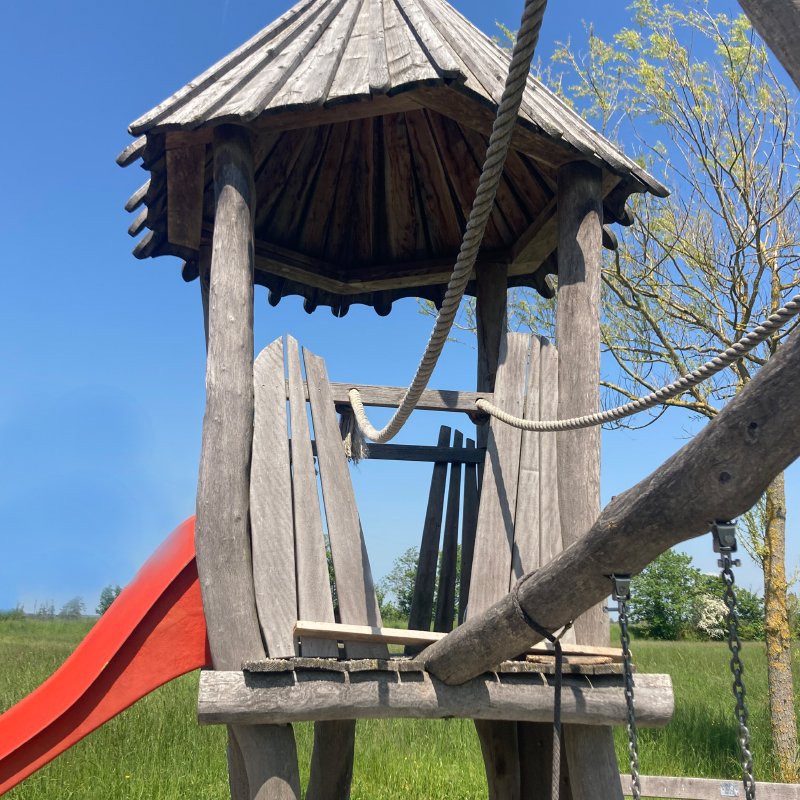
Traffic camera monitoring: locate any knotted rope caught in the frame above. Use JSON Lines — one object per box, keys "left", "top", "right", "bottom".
{"left": 473, "top": 292, "right": 800, "bottom": 431}
{"left": 348, "top": 0, "right": 549, "bottom": 444}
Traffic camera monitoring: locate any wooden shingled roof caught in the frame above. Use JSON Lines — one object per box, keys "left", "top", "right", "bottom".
{"left": 118, "top": 0, "right": 667, "bottom": 316}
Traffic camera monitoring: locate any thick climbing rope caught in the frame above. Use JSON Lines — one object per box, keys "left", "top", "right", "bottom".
{"left": 474, "top": 293, "right": 800, "bottom": 432}
{"left": 348, "top": 0, "right": 549, "bottom": 444}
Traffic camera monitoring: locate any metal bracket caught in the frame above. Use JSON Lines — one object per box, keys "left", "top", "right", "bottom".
{"left": 711, "top": 521, "right": 741, "bottom": 569}
{"left": 610, "top": 574, "right": 631, "bottom": 602}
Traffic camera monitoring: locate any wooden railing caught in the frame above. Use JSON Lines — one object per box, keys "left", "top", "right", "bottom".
{"left": 621, "top": 775, "right": 800, "bottom": 799}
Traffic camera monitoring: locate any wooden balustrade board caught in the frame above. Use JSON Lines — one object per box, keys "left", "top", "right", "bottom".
{"left": 621, "top": 775, "right": 800, "bottom": 800}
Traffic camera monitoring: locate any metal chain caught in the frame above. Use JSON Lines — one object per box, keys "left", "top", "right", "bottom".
{"left": 613, "top": 576, "right": 642, "bottom": 800}
{"left": 713, "top": 521, "right": 756, "bottom": 800}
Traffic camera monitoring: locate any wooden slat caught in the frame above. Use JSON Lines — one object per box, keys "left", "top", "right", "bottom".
{"left": 324, "top": 116, "right": 362, "bottom": 262}
{"left": 327, "top": 0, "right": 370, "bottom": 101}
{"left": 510, "top": 196, "right": 558, "bottom": 268}
{"left": 368, "top": 0, "right": 390, "bottom": 92}
{"left": 468, "top": 332, "right": 529, "bottom": 616}
{"left": 459, "top": 438, "right": 479, "bottom": 625}
{"left": 251, "top": 338, "right": 297, "bottom": 658}
{"left": 624, "top": 775, "right": 800, "bottom": 800}
{"left": 303, "top": 347, "right": 389, "bottom": 659}
{"left": 296, "top": 121, "right": 350, "bottom": 257}
{"left": 198, "top": 671, "right": 674, "bottom": 727}
{"left": 294, "top": 620, "right": 624, "bottom": 659}
{"left": 383, "top": 112, "right": 424, "bottom": 261}
{"left": 349, "top": 116, "right": 375, "bottom": 263}
{"left": 510, "top": 333, "right": 542, "bottom": 586}
{"left": 475, "top": 720, "right": 520, "bottom": 800}
{"left": 286, "top": 337, "right": 338, "bottom": 658}
{"left": 267, "top": 0, "right": 363, "bottom": 111}
{"left": 393, "top": 0, "right": 462, "bottom": 79}
{"left": 434, "top": 430, "right": 463, "bottom": 633}
{"left": 408, "top": 426, "right": 451, "bottom": 638}
{"left": 565, "top": 726, "right": 624, "bottom": 800}
{"left": 306, "top": 720, "right": 357, "bottom": 800}
{"left": 382, "top": 0, "right": 440, "bottom": 88}
{"left": 290, "top": 439, "right": 485, "bottom": 463}
{"left": 538, "top": 337, "right": 563, "bottom": 570}
{"left": 404, "top": 108, "right": 463, "bottom": 254}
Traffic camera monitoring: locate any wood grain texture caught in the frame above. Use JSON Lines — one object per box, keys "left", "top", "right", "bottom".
{"left": 195, "top": 125, "right": 264, "bottom": 671}
{"left": 286, "top": 337, "right": 338, "bottom": 659}
{"left": 408, "top": 426, "right": 451, "bottom": 637}
{"left": 199, "top": 245, "right": 211, "bottom": 352}
{"left": 556, "top": 161, "right": 606, "bottom": 648}
{"left": 518, "top": 722, "right": 572, "bottom": 800}
{"left": 468, "top": 332, "right": 529, "bottom": 616}
{"left": 382, "top": 0, "right": 440, "bottom": 88}
{"left": 199, "top": 671, "right": 674, "bottom": 726}
{"left": 736, "top": 0, "right": 800, "bottom": 93}
{"left": 421, "top": 322, "right": 800, "bottom": 685}
{"left": 303, "top": 347, "right": 389, "bottom": 659}
{"left": 564, "top": 726, "right": 623, "bottom": 800}
{"left": 368, "top": 0, "right": 390, "bottom": 92}
{"left": 327, "top": 0, "right": 370, "bottom": 101}
{"left": 434, "top": 429, "right": 463, "bottom": 633}
{"left": 474, "top": 720, "right": 520, "bottom": 800}
{"left": 625, "top": 775, "right": 800, "bottom": 800}
{"left": 227, "top": 726, "right": 250, "bottom": 800}
{"left": 232, "top": 724, "right": 301, "bottom": 800}
{"left": 306, "top": 720, "right": 357, "bottom": 800}
{"left": 167, "top": 145, "right": 205, "bottom": 250}
{"left": 459, "top": 439, "right": 479, "bottom": 625}
{"left": 251, "top": 338, "right": 297, "bottom": 658}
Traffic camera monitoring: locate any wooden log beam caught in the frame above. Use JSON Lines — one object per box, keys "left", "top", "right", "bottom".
{"left": 736, "top": 0, "right": 800, "bottom": 92}
{"left": 195, "top": 123, "right": 300, "bottom": 800}
{"left": 420, "top": 320, "right": 800, "bottom": 684}
{"left": 197, "top": 670, "right": 674, "bottom": 727}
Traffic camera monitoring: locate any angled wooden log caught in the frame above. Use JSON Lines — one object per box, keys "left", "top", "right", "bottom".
{"left": 421, "top": 321, "right": 800, "bottom": 685}
{"left": 736, "top": 0, "right": 800, "bottom": 92}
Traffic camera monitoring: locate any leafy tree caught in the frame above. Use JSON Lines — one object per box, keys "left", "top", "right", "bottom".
{"left": 96, "top": 584, "right": 122, "bottom": 616}
{"left": 699, "top": 573, "right": 765, "bottom": 640}
{"left": 630, "top": 549, "right": 702, "bottom": 638}
{"left": 34, "top": 601, "right": 55, "bottom": 621}
{"left": 58, "top": 597, "right": 85, "bottom": 620}
{"left": 379, "top": 547, "right": 419, "bottom": 618}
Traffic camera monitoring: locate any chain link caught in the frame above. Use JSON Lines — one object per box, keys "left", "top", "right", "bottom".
{"left": 617, "top": 591, "right": 642, "bottom": 800}
{"left": 722, "top": 561, "right": 756, "bottom": 799}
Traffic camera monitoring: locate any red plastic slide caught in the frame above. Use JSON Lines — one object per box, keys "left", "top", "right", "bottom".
{"left": 0, "top": 517, "right": 210, "bottom": 794}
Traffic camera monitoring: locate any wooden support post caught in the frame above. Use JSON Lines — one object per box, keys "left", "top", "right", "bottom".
{"left": 518, "top": 722, "right": 572, "bottom": 800}
{"left": 407, "top": 425, "right": 451, "bottom": 639}
{"left": 555, "top": 161, "right": 621, "bottom": 800}
{"left": 195, "top": 124, "right": 300, "bottom": 800}
{"left": 305, "top": 720, "right": 357, "bottom": 800}
{"left": 458, "top": 438, "right": 479, "bottom": 625}
{"left": 475, "top": 265, "right": 517, "bottom": 798}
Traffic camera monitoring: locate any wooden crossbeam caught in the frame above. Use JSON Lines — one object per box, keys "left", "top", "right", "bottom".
{"left": 292, "top": 621, "right": 624, "bottom": 661}
{"left": 621, "top": 775, "right": 800, "bottom": 800}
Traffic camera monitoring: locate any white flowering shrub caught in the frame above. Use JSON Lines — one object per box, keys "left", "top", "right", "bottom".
{"left": 694, "top": 594, "right": 728, "bottom": 640}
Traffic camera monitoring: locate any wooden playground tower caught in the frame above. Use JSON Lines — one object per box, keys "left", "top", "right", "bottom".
{"left": 116, "top": 0, "right": 671, "bottom": 797}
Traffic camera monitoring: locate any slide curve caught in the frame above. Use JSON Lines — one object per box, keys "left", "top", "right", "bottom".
{"left": 0, "top": 517, "right": 210, "bottom": 794}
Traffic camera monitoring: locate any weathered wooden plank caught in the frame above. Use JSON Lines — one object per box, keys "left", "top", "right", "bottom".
{"left": 408, "top": 426, "right": 451, "bottom": 637}
{"left": 351, "top": 442, "right": 484, "bottom": 463}
{"left": 475, "top": 719, "right": 520, "bottom": 800}
{"left": 393, "top": 0, "right": 462, "bottom": 79}
{"left": 564, "top": 726, "right": 623, "bottom": 800}
{"left": 324, "top": 115, "right": 362, "bottom": 262}
{"left": 537, "top": 338, "right": 564, "bottom": 571}
{"left": 368, "top": 0, "right": 390, "bottom": 92}
{"left": 510, "top": 196, "right": 558, "bottom": 267}
{"left": 434, "top": 430, "right": 463, "bottom": 633}
{"left": 468, "top": 332, "right": 529, "bottom": 616}
{"left": 232, "top": 724, "right": 301, "bottom": 800}
{"left": 383, "top": 112, "right": 425, "bottom": 261}
{"left": 198, "top": 671, "right": 675, "bottom": 727}
{"left": 382, "top": 0, "right": 440, "bottom": 88}
{"left": 519, "top": 722, "right": 572, "bottom": 800}
{"left": 303, "top": 347, "right": 389, "bottom": 659}
{"left": 293, "top": 620, "right": 624, "bottom": 659}
{"left": 267, "top": 0, "right": 363, "bottom": 111}
{"left": 306, "top": 720, "right": 357, "bottom": 800}
{"left": 167, "top": 145, "right": 206, "bottom": 250}
{"left": 459, "top": 438, "right": 479, "bottom": 624}
{"left": 510, "top": 334, "right": 542, "bottom": 585}
{"left": 251, "top": 338, "right": 297, "bottom": 658}
{"left": 404, "top": 108, "right": 463, "bottom": 254}
{"left": 286, "top": 337, "right": 338, "bottom": 659}
{"left": 326, "top": 0, "right": 370, "bottom": 101}
{"left": 349, "top": 116, "right": 375, "bottom": 263}
{"left": 624, "top": 775, "right": 800, "bottom": 800}
{"left": 556, "top": 161, "right": 606, "bottom": 648}
{"left": 421, "top": 321, "right": 800, "bottom": 685}
{"left": 296, "top": 121, "right": 350, "bottom": 257}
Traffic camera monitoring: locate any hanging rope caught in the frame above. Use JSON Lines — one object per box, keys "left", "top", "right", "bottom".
{"left": 348, "top": 0, "right": 549, "bottom": 444}
{"left": 474, "top": 292, "right": 800, "bottom": 432}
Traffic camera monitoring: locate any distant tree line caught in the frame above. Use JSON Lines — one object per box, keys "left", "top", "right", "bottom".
{"left": 0, "top": 583, "right": 123, "bottom": 622}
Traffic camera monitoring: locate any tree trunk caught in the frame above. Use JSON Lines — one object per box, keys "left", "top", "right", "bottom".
{"left": 763, "top": 471, "right": 799, "bottom": 782}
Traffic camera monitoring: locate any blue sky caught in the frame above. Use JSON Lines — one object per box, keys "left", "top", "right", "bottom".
{"left": 0, "top": 0, "right": 794, "bottom": 614}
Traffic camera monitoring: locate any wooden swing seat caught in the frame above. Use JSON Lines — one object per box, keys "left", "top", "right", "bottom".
{"left": 196, "top": 333, "right": 674, "bottom": 730}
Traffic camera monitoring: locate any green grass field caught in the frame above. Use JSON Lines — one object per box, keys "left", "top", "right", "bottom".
{"left": 2, "top": 618, "right": 799, "bottom": 798}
